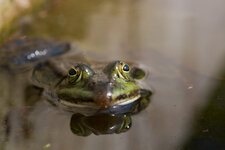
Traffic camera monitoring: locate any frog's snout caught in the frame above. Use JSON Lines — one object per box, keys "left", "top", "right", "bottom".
{"left": 90, "top": 82, "right": 114, "bottom": 108}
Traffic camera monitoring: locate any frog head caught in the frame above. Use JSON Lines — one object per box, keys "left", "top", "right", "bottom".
{"left": 32, "top": 60, "right": 147, "bottom": 109}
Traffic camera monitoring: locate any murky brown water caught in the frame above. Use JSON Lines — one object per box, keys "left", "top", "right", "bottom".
{"left": 0, "top": 0, "right": 225, "bottom": 150}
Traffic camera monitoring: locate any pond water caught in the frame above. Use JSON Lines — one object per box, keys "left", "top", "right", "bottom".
{"left": 0, "top": 0, "right": 225, "bottom": 150}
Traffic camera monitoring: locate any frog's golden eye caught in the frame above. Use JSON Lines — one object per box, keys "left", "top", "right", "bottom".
{"left": 119, "top": 62, "right": 130, "bottom": 73}
{"left": 68, "top": 65, "right": 82, "bottom": 84}
{"left": 118, "top": 62, "right": 130, "bottom": 79}
{"left": 122, "top": 64, "right": 130, "bottom": 72}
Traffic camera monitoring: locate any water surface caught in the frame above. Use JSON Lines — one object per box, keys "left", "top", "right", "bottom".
{"left": 0, "top": 0, "right": 225, "bottom": 150}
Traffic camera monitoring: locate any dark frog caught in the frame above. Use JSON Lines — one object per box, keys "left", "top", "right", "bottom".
{"left": 0, "top": 38, "right": 152, "bottom": 136}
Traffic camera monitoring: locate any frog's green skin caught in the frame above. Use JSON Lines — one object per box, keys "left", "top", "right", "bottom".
{"left": 32, "top": 59, "right": 151, "bottom": 115}
{"left": 1, "top": 38, "right": 151, "bottom": 136}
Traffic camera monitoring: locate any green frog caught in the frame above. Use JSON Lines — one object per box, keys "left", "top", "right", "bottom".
{"left": 0, "top": 38, "right": 152, "bottom": 136}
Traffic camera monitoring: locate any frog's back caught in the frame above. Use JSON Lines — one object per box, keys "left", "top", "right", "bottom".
{"left": 0, "top": 38, "right": 70, "bottom": 71}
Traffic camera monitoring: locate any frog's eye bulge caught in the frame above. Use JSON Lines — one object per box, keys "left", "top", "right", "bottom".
{"left": 68, "top": 65, "right": 82, "bottom": 84}
{"left": 80, "top": 64, "right": 94, "bottom": 79}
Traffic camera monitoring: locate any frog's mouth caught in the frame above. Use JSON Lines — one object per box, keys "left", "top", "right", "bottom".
{"left": 114, "top": 94, "right": 141, "bottom": 106}
{"left": 58, "top": 90, "right": 141, "bottom": 108}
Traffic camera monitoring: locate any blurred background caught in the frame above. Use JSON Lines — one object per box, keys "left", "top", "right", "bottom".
{"left": 0, "top": 0, "right": 225, "bottom": 150}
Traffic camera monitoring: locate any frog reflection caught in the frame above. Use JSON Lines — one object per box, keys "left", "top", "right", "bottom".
{"left": 70, "top": 113, "right": 131, "bottom": 136}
